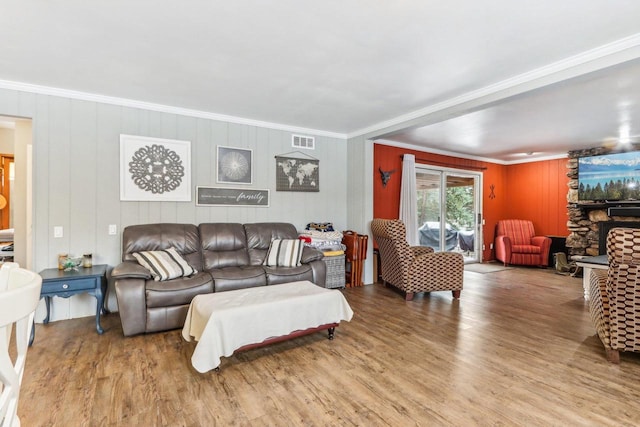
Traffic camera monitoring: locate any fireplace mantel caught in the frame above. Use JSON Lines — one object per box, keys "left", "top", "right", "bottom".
{"left": 573, "top": 202, "right": 640, "bottom": 213}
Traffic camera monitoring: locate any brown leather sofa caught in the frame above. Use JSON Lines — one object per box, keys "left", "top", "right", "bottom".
{"left": 112, "top": 222, "right": 326, "bottom": 336}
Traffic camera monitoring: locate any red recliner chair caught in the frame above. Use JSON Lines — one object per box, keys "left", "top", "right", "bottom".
{"left": 495, "top": 219, "right": 551, "bottom": 267}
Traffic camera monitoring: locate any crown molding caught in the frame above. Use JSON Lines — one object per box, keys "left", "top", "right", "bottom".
{"left": 375, "top": 139, "right": 506, "bottom": 164}
{"left": 351, "top": 33, "right": 640, "bottom": 140}
{"left": 501, "top": 153, "right": 568, "bottom": 165}
{"left": 0, "top": 79, "right": 347, "bottom": 140}
{"left": 375, "top": 139, "right": 568, "bottom": 165}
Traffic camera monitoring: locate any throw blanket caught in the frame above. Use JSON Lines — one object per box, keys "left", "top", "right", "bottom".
{"left": 182, "top": 281, "right": 354, "bottom": 372}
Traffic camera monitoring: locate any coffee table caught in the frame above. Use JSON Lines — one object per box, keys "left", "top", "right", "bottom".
{"left": 182, "top": 280, "right": 354, "bottom": 372}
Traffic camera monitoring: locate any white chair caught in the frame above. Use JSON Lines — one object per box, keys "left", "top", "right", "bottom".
{"left": 0, "top": 262, "right": 19, "bottom": 292}
{"left": 0, "top": 263, "right": 42, "bottom": 427}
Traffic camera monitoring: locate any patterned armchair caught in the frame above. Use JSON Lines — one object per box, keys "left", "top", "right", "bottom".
{"left": 589, "top": 227, "right": 640, "bottom": 363}
{"left": 370, "top": 219, "right": 463, "bottom": 301}
{"left": 494, "top": 219, "right": 551, "bottom": 267}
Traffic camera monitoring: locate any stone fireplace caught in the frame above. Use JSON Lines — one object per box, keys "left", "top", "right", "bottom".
{"left": 566, "top": 146, "right": 640, "bottom": 258}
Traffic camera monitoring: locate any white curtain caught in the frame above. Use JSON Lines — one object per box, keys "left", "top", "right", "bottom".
{"left": 399, "top": 154, "right": 418, "bottom": 245}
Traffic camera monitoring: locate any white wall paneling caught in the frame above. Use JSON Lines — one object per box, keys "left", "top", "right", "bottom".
{"left": 346, "top": 135, "right": 374, "bottom": 285}
{"left": 14, "top": 121, "right": 31, "bottom": 268}
{"left": 0, "top": 88, "right": 352, "bottom": 322}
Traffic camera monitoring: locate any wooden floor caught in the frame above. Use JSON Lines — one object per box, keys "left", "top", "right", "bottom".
{"left": 19, "top": 267, "right": 640, "bottom": 426}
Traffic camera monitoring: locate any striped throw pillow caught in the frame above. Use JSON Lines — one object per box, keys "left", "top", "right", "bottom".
{"left": 132, "top": 247, "right": 197, "bottom": 281}
{"left": 263, "top": 239, "right": 303, "bottom": 267}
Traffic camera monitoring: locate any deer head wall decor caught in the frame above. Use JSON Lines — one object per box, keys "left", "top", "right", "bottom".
{"left": 379, "top": 167, "right": 396, "bottom": 188}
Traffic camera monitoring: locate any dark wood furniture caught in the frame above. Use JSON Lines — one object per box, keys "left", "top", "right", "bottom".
{"left": 342, "top": 230, "right": 368, "bottom": 287}
{"left": 546, "top": 235, "right": 567, "bottom": 266}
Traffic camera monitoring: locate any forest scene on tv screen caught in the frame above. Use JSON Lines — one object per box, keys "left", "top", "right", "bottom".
{"left": 578, "top": 151, "right": 640, "bottom": 201}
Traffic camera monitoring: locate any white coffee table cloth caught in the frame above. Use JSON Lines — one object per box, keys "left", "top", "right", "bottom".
{"left": 182, "top": 280, "right": 354, "bottom": 373}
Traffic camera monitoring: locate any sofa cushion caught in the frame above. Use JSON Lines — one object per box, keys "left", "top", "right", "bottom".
{"left": 263, "top": 265, "right": 313, "bottom": 285}
{"left": 199, "top": 223, "right": 250, "bottom": 270}
{"left": 210, "top": 266, "right": 267, "bottom": 292}
{"left": 122, "top": 223, "right": 203, "bottom": 271}
{"left": 244, "top": 223, "right": 299, "bottom": 265}
{"left": 263, "top": 239, "right": 303, "bottom": 267}
{"left": 133, "top": 247, "right": 197, "bottom": 281}
{"left": 512, "top": 244, "right": 541, "bottom": 254}
{"left": 145, "top": 272, "right": 213, "bottom": 308}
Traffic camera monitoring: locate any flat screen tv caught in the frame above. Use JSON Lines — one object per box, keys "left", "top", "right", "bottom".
{"left": 578, "top": 151, "right": 640, "bottom": 201}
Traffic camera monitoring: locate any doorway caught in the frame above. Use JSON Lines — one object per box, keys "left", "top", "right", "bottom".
{"left": 0, "top": 116, "right": 32, "bottom": 268}
{"left": 0, "top": 155, "right": 14, "bottom": 230}
{"left": 415, "top": 165, "right": 482, "bottom": 263}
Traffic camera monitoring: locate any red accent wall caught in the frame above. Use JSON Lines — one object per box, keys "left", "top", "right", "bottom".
{"left": 373, "top": 144, "right": 569, "bottom": 261}
{"left": 504, "top": 158, "right": 570, "bottom": 237}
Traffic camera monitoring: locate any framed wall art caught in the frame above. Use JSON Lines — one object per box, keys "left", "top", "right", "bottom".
{"left": 217, "top": 146, "right": 252, "bottom": 184}
{"left": 196, "top": 186, "right": 269, "bottom": 207}
{"left": 120, "top": 134, "right": 191, "bottom": 201}
{"left": 275, "top": 155, "right": 319, "bottom": 192}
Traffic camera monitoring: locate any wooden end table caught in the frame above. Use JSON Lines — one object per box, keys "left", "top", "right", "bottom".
{"left": 32, "top": 264, "right": 109, "bottom": 344}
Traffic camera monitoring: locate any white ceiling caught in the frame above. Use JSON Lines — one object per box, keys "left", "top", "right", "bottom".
{"left": 2, "top": 1, "right": 640, "bottom": 162}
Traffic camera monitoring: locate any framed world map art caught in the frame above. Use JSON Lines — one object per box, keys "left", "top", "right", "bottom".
{"left": 217, "top": 146, "right": 252, "bottom": 184}
{"left": 275, "top": 155, "right": 319, "bottom": 192}
{"left": 120, "top": 134, "right": 191, "bottom": 201}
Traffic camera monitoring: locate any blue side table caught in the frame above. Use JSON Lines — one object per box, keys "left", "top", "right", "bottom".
{"left": 32, "top": 264, "right": 109, "bottom": 344}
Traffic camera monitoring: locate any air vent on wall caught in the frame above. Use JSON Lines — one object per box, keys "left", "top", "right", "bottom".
{"left": 292, "top": 134, "right": 315, "bottom": 149}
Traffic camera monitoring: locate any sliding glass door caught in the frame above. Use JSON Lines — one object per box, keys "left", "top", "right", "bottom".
{"left": 416, "top": 166, "right": 482, "bottom": 263}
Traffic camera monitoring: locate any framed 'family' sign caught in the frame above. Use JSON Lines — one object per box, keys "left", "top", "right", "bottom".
{"left": 196, "top": 186, "right": 269, "bottom": 207}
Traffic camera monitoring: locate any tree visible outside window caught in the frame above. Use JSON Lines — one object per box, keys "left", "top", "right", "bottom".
{"left": 417, "top": 185, "right": 474, "bottom": 231}
{"left": 445, "top": 186, "right": 474, "bottom": 231}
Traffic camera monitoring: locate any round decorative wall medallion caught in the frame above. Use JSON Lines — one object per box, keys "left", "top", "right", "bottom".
{"left": 128, "top": 144, "right": 185, "bottom": 194}
{"left": 220, "top": 150, "right": 249, "bottom": 181}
